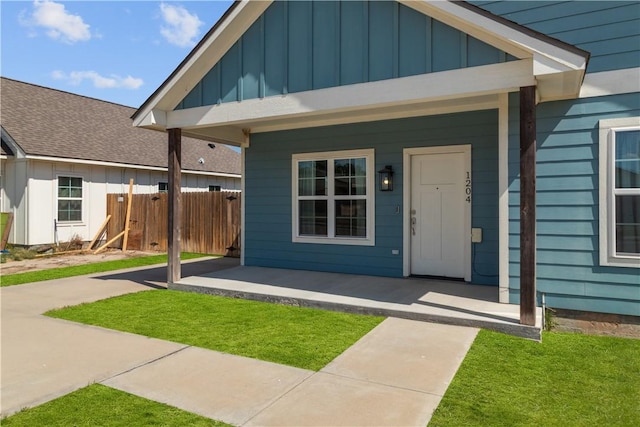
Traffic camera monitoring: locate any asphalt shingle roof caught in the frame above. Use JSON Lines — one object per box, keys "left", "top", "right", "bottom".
{"left": 1, "top": 77, "right": 240, "bottom": 175}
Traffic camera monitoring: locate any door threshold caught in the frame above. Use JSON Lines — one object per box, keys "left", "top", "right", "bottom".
{"left": 409, "top": 275, "right": 466, "bottom": 283}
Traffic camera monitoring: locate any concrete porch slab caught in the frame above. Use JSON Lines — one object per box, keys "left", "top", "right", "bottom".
{"left": 176, "top": 266, "right": 542, "bottom": 339}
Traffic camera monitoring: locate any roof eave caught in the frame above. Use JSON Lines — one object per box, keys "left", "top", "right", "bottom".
{"left": 132, "top": 1, "right": 272, "bottom": 126}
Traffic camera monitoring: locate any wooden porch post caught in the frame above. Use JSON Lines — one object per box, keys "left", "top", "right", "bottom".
{"left": 168, "top": 128, "right": 182, "bottom": 285}
{"left": 520, "top": 86, "right": 537, "bottom": 326}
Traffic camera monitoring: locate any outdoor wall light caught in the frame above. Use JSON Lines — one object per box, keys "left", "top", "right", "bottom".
{"left": 378, "top": 165, "right": 394, "bottom": 191}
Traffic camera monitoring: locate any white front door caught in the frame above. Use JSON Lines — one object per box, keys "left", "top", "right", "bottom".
{"left": 410, "top": 150, "right": 467, "bottom": 278}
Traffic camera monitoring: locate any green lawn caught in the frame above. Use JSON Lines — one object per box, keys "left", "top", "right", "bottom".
{"left": 1, "top": 384, "right": 229, "bottom": 427}
{"left": 429, "top": 329, "right": 640, "bottom": 426}
{"left": 0, "top": 252, "right": 211, "bottom": 287}
{"left": 47, "top": 289, "right": 384, "bottom": 371}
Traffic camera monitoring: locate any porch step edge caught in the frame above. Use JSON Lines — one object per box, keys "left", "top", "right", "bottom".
{"left": 169, "top": 282, "right": 542, "bottom": 341}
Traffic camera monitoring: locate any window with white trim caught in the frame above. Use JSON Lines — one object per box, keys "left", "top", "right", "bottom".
{"left": 158, "top": 182, "right": 168, "bottom": 193}
{"left": 57, "top": 176, "right": 83, "bottom": 222}
{"left": 292, "top": 149, "right": 375, "bottom": 246}
{"left": 599, "top": 117, "right": 640, "bottom": 267}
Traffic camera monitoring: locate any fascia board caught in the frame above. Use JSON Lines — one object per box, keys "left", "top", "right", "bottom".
{"left": 401, "top": 0, "right": 587, "bottom": 73}
{"left": 249, "top": 94, "right": 501, "bottom": 133}
{"left": 133, "top": 0, "right": 272, "bottom": 127}
{"left": 24, "top": 154, "right": 240, "bottom": 178}
{"left": 134, "top": 109, "right": 167, "bottom": 129}
{"left": 1, "top": 126, "right": 26, "bottom": 158}
{"left": 166, "top": 59, "right": 534, "bottom": 129}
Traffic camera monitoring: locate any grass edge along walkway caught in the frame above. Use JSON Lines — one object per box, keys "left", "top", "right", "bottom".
{"left": 47, "top": 289, "right": 384, "bottom": 371}
{"left": 1, "top": 384, "right": 231, "bottom": 427}
{"left": 0, "top": 253, "right": 212, "bottom": 287}
{"left": 428, "top": 329, "right": 640, "bottom": 426}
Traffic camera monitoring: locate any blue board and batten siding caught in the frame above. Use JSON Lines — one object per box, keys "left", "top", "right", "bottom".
{"left": 244, "top": 111, "right": 499, "bottom": 283}
{"left": 176, "top": 1, "right": 509, "bottom": 110}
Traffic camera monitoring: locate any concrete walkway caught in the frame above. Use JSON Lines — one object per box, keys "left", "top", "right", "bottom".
{"left": 1, "top": 257, "right": 478, "bottom": 425}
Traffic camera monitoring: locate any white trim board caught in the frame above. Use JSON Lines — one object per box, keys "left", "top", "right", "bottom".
{"left": 21, "top": 155, "right": 240, "bottom": 178}
{"left": 498, "top": 93, "right": 510, "bottom": 303}
{"left": 162, "top": 60, "right": 533, "bottom": 131}
{"left": 598, "top": 116, "right": 640, "bottom": 268}
{"left": 580, "top": 68, "right": 640, "bottom": 99}
{"left": 400, "top": 0, "right": 587, "bottom": 73}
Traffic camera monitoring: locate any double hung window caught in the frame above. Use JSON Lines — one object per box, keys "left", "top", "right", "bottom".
{"left": 599, "top": 118, "right": 640, "bottom": 266}
{"left": 293, "top": 149, "right": 374, "bottom": 245}
{"left": 57, "top": 176, "right": 83, "bottom": 222}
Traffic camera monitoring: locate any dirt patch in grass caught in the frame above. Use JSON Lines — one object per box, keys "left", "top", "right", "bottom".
{"left": 1, "top": 250, "right": 159, "bottom": 275}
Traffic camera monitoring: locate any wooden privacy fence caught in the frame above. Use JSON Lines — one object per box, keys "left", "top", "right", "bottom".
{"left": 106, "top": 191, "right": 241, "bottom": 256}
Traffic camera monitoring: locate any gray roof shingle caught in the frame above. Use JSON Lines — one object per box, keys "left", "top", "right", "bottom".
{"left": 1, "top": 77, "right": 240, "bottom": 175}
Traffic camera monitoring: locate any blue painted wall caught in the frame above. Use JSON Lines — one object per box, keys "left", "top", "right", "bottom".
{"left": 177, "top": 0, "right": 508, "bottom": 110}
{"left": 244, "top": 110, "right": 499, "bottom": 284}
{"left": 507, "top": 92, "right": 640, "bottom": 316}
{"left": 473, "top": 1, "right": 640, "bottom": 73}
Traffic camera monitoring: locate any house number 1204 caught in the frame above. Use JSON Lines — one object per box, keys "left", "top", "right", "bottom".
{"left": 465, "top": 171, "right": 472, "bottom": 203}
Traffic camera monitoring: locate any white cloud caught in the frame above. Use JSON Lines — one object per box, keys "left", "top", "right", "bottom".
{"left": 28, "top": 0, "right": 91, "bottom": 44}
{"left": 159, "top": 2, "right": 203, "bottom": 48}
{"left": 52, "top": 70, "right": 144, "bottom": 90}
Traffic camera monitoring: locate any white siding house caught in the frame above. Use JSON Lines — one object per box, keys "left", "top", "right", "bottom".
{"left": 1, "top": 77, "right": 241, "bottom": 246}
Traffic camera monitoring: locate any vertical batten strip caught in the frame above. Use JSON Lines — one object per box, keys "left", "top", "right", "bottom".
{"left": 392, "top": 2, "right": 399, "bottom": 78}
{"left": 237, "top": 37, "right": 243, "bottom": 102}
{"left": 259, "top": 15, "right": 265, "bottom": 99}
{"left": 363, "top": 0, "right": 369, "bottom": 82}
{"left": 425, "top": 17, "right": 432, "bottom": 73}
{"left": 283, "top": 1, "right": 289, "bottom": 94}
{"left": 336, "top": 1, "right": 341, "bottom": 87}
{"left": 461, "top": 34, "right": 468, "bottom": 68}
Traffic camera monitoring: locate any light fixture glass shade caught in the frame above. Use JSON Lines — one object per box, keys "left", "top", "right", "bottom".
{"left": 378, "top": 165, "right": 393, "bottom": 191}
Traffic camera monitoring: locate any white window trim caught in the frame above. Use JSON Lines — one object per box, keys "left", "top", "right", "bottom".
{"left": 598, "top": 117, "right": 640, "bottom": 268}
{"left": 158, "top": 181, "right": 169, "bottom": 193}
{"left": 55, "top": 174, "right": 84, "bottom": 225}
{"left": 292, "top": 149, "right": 375, "bottom": 246}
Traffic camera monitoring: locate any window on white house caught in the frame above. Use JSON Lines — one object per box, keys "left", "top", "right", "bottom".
{"left": 599, "top": 118, "right": 640, "bottom": 267}
{"left": 292, "top": 149, "right": 375, "bottom": 246}
{"left": 57, "top": 176, "right": 83, "bottom": 222}
{"left": 209, "top": 185, "right": 221, "bottom": 192}
{"left": 158, "top": 182, "right": 168, "bottom": 193}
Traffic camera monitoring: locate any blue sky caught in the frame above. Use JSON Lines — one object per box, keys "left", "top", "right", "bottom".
{"left": 1, "top": 1, "right": 234, "bottom": 108}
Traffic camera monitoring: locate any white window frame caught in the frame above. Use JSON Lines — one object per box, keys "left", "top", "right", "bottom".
{"left": 598, "top": 117, "right": 640, "bottom": 267}
{"left": 56, "top": 174, "right": 84, "bottom": 224}
{"left": 292, "top": 149, "right": 375, "bottom": 246}
{"left": 158, "top": 182, "right": 168, "bottom": 193}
